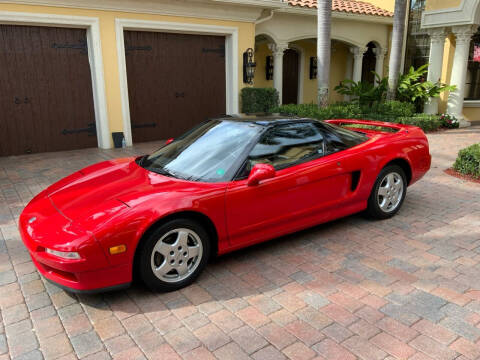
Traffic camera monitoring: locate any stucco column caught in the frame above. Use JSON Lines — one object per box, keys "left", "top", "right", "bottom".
{"left": 269, "top": 43, "right": 288, "bottom": 104}
{"left": 447, "top": 25, "right": 477, "bottom": 127}
{"left": 344, "top": 52, "right": 354, "bottom": 101}
{"left": 373, "top": 47, "right": 388, "bottom": 81}
{"left": 424, "top": 28, "right": 447, "bottom": 114}
{"left": 350, "top": 46, "right": 367, "bottom": 83}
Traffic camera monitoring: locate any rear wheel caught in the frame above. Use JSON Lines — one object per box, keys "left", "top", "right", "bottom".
{"left": 137, "top": 218, "right": 210, "bottom": 291}
{"left": 366, "top": 165, "right": 406, "bottom": 219}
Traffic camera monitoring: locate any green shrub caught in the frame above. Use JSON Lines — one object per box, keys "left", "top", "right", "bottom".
{"left": 327, "top": 102, "right": 365, "bottom": 119}
{"left": 395, "top": 114, "right": 442, "bottom": 132}
{"left": 397, "top": 65, "right": 456, "bottom": 112}
{"left": 453, "top": 143, "right": 480, "bottom": 178}
{"left": 276, "top": 103, "right": 325, "bottom": 118}
{"left": 369, "top": 101, "right": 415, "bottom": 118}
{"left": 277, "top": 101, "right": 414, "bottom": 122}
{"left": 334, "top": 74, "right": 388, "bottom": 106}
{"left": 276, "top": 103, "right": 444, "bottom": 132}
{"left": 439, "top": 113, "right": 459, "bottom": 129}
{"left": 241, "top": 87, "right": 279, "bottom": 114}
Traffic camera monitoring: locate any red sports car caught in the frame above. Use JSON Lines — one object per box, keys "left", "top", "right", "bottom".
{"left": 19, "top": 117, "right": 431, "bottom": 293}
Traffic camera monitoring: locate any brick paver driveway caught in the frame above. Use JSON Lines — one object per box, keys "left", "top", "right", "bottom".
{"left": 1, "top": 127, "right": 480, "bottom": 360}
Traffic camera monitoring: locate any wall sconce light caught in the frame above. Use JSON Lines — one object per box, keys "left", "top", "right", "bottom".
{"left": 266, "top": 56, "right": 274, "bottom": 80}
{"left": 309, "top": 57, "right": 318, "bottom": 79}
{"left": 243, "top": 48, "right": 256, "bottom": 84}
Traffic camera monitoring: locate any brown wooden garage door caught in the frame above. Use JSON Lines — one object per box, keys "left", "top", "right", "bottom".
{"left": 0, "top": 25, "right": 97, "bottom": 156}
{"left": 124, "top": 31, "right": 226, "bottom": 143}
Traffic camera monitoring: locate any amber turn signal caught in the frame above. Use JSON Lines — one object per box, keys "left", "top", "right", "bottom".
{"left": 109, "top": 245, "right": 127, "bottom": 255}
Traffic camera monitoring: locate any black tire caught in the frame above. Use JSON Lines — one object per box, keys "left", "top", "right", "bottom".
{"left": 366, "top": 165, "right": 407, "bottom": 220}
{"left": 137, "top": 218, "right": 210, "bottom": 292}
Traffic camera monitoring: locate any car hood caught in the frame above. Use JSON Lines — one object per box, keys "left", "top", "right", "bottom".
{"left": 47, "top": 157, "right": 172, "bottom": 220}
{"left": 46, "top": 157, "right": 225, "bottom": 224}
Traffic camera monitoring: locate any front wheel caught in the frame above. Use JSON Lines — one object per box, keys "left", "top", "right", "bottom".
{"left": 137, "top": 218, "right": 210, "bottom": 292}
{"left": 366, "top": 165, "right": 407, "bottom": 219}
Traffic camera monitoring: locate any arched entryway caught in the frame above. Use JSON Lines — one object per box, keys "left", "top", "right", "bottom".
{"left": 362, "top": 42, "right": 377, "bottom": 83}
{"left": 283, "top": 48, "right": 299, "bottom": 104}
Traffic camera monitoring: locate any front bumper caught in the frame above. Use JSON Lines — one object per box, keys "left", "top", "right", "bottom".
{"left": 28, "top": 253, "right": 131, "bottom": 293}
{"left": 19, "top": 192, "right": 132, "bottom": 293}
{"left": 36, "top": 256, "right": 131, "bottom": 294}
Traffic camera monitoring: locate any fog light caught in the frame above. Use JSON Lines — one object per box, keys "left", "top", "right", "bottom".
{"left": 45, "top": 248, "right": 80, "bottom": 260}
{"left": 109, "top": 245, "right": 127, "bottom": 255}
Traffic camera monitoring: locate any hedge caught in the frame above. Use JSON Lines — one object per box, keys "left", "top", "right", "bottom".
{"left": 453, "top": 143, "right": 480, "bottom": 178}
{"left": 396, "top": 114, "right": 443, "bottom": 132}
{"left": 276, "top": 102, "right": 444, "bottom": 132}
{"left": 241, "top": 87, "right": 279, "bottom": 114}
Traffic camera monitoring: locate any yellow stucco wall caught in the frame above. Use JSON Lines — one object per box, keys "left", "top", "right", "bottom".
{"left": 295, "top": 40, "right": 317, "bottom": 104}
{"left": 425, "top": 0, "right": 462, "bottom": 11}
{"left": 463, "top": 107, "right": 480, "bottom": 122}
{"left": 254, "top": 39, "right": 349, "bottom": 105}
{"left": 366, "top": 0, "right": 395, "bottom": 12}
{"left": 438, "top": 34, "right": 456, "bottom": 114}
{"left": 330, "top": 42, "right": 349, "bottom": 104}
{"left": 254, "top": 42, "right": 273, "bottom": 89}
{"left": 428, "top": 3, "right": 480, "bottom": 122}
{"left": 437, "top": 33, "right": 480, "bottom": 121}
{"left": 0, "top": 3, "right": 255, "bottom": 141}
{"left": 293, "top": 40, "right": 348, "bottom": 104}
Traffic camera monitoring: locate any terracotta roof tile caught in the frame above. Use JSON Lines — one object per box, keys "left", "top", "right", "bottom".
{"left": 287, "top": 0, "right": 393, "bottom": 17}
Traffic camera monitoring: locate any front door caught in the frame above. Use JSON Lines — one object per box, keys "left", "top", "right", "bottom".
{"left": 225, "top": 122, "right": 351, "bottom": 248}
{"left": 282, "top": 49, "right": 299, "bottom": 105}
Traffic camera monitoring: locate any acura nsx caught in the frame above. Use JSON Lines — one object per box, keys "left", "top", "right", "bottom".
{"left": 20, "top": 117, "right": 431, "bottom": 292}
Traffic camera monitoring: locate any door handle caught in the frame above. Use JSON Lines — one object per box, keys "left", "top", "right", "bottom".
{"left": 175, "top": 92, "right": 185, "bottom": 98}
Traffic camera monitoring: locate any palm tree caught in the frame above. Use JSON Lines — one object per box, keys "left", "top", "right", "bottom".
{"left": 387, "top": 0, "right": 408, "bottom": 99}
{"left": 317, "top": 0, "right": 332, "bottom": 108}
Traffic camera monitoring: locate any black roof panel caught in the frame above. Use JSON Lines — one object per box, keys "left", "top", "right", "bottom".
{"left": 211, "top": 115, "right": 315, "bottom": 126}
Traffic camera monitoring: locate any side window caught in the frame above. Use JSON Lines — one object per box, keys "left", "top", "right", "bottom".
{"left": 322, "top": 131, "right": 348, "bottom": 154}
{"left": 314, "top": 122, "right": 367, "bottom": 154}
{"left": 245, "top": 122, "right": 325, "bottom": 173}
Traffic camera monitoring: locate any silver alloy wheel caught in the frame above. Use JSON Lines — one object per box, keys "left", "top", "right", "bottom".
{"left": 377, "top": 172, "right": 404, "bottom": 213}
{"left": 150, "top": 228, "right": 203, "bottom": 283}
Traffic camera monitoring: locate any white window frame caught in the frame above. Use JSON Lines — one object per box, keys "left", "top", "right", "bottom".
{"left": 115, "top": 18, "right": 239, "bottom": 146}
{"left": 0, "top": 11, "right": 110, "bottom": 149}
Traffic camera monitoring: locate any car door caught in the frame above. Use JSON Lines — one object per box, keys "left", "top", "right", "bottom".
{"left": 225, "top": 122, "right": 352, "bottom": 249}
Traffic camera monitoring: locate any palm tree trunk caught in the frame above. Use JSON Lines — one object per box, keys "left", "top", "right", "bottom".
{"left": 387, "top": 0, "right": 408, "bottom": 100}
{"left": 317, "top": 0, "right": 332, "bottom": 108}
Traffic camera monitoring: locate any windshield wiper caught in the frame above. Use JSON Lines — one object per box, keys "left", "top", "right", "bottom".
{"left": 144, "top": 166, "right": 176, "bottom": 178}
{"left": 138, "top": 155, "right": 149, "bottom": 167}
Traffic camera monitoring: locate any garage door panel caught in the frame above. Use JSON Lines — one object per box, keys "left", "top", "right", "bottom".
{"left": 0, "top": 25, "right": 97, "bottom": 156}
{"left": 125, "top": 31, "right": 226, "bottom": 143}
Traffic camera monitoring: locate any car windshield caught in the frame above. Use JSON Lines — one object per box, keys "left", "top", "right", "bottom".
{"left": 140, "top": 120, "right": 262, "bottom": 182}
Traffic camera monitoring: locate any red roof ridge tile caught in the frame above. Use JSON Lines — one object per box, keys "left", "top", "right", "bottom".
{"left": 286, "top": 0, "right": 394, "bottom": 17}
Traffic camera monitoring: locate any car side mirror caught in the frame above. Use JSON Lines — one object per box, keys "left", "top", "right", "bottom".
{"left": 247, "top": 164, "right": 275, "bottom": 186}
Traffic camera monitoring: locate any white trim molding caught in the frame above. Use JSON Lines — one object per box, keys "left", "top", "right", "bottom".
{"left": 115, "top": 18, "right": 239, "bottom": 146}
{"left": 463, "top": 100, "right": 480, "bottom": 107}
{"left": 422, "top": 0, "right": 480, "bottom": 28}
{"left": 0, "top": 11, "right": 111, "bottom": 149}
{"left": 1, "top": 0, "right": 264, "bottom": 22}
{"left": 1, "top": 0, "right": 392, "bottom": 24}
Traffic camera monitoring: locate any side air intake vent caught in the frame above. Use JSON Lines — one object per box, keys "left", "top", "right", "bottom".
{"left": 351, "top": 171, "right": 361, "bottom": 192}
